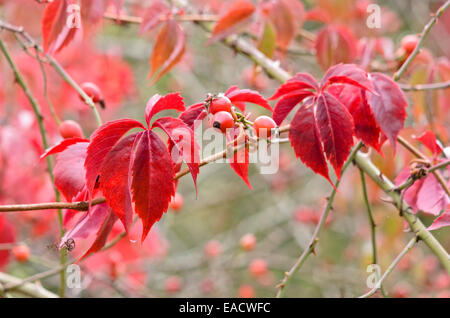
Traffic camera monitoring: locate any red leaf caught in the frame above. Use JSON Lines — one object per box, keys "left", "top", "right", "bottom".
{"left": 367, "top": 72, "right": 407, "bottom": 150}
{"left": 395, "top": 168, "right": 449, "bottom": 216}
{"left": 41, "top": 137, "right": 89, "bottom": 159}
{"left": 0, "top": 216, "right": 15, "bottom": 271}
{"left": 428, "top": 208, "right": 450, "bottom": 231}
{"left": 152, "top": 117, "right": 200, "bottom": 190}
{"left": 272, "top": 90, "right": 315, "bottom": 125}
{"left": 42, "top": 0, "right": 78, "bottom": 54}
{"left": 145, "top": 92, "right": 185, "bottom": 126}
{"left": 268, "top": 0, "right": 305, "bottom": 52}
{"left": 149, "top": 20, "right": 185, "bottom": 82}
{"left": 226, "top": 127, "right": 251, "bottom": 188}
{"left": 320, "top": 64, "right": 374, "bottom": 92}
{"left": 416, "top": 174, "right": 449, "bottom": 216}
{"left": 54, "top": 142, "right": 89, "bottom": 202}
{"left": 78, "top": 209, "right": 118, "bottom": 261}
{"left": 99, "top": 133, "right": 139, "bottom": 231}
{"left": 178, "top": 103, "right": 208, "bottom": 130}
{"left": 85, "top": 119, "right": 145, "bottom": 197}
{"left": 413, "top": 131, "right": 443, "bottom": 156}
{"left": 315, "top": 25, "right": 357, "bottom": 70}
{"left": 289, "top": 101, "right": 331, "bottom": 184}
{"left": 329, "top": 85, "right": 382, "bottom": 152}
{"left": 225, "top": 86, "right": 272, "bottom": 112}
{"left": 139, "top": 1, "right": 170, "bottom": 34}
{"left": 131, "top": 130, "right": 175, "bottom": 241}
{"left": 316, "top": 92, "right": 354, "bottom": 178}
{"left": 62, "top": 203, "right": 110, "bottom": 241}
{"left": 269, "top": 73, "right": 319, "bottom": 100}
{"left": 208, "top": 0, "right": 255, "bottom": 44}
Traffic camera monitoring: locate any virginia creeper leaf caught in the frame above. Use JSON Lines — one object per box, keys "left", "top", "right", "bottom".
{"left": 152, "top": 117, "right": 200, "bottom": 190}
{"left": 149, "top": 20, "right": 185, "bottom": 83}
{"left": 208, "top": 0, "right": 255, "bottom": 45}
{"left": 131, "top": 130, "right": 175, "bottom": 241}
{"left": 367, "top": 72, "right": 407, "bottom": 150}
{"left": 413, "top": 131, "right": 443, "bottom": 156}
{"left": 315, "top": 25, "right": 357, "bottom": 71}
{"left": 272, "top": 90, "right": 315, "bottom": 125}
{"left": 225, "top": 86, "right": 272, "bottom": 112}
{"left": 78, "top": 209, "right": 118, "bottom": 261}
{"left": 85, "top": 119, "right": 145, "bottom": 197}
{"left": 226, "top": 127, "right": 251, "bottom": 188}
{"left": 289, "top": 102, "right": 331, "bottom": 184}
{"left": 99, "top": 133, "right": 139, "bottom": 231}
{"left": 42, "top": 0, "right": 78, "bottom": 54}
{"left": 428, "top": 209, "right": 450, "bottom": 231}
{"left": 316, "top": 92, "right": 354, "bottom": 178}
{"left": 145, "top": 92, "right": 185, "bottom": 127}
{"left": 269, "top": 73, "right": 319, "bottom": 100}
{"left": 320, "top": 63, "right": 374, "bottom": 92}
{"left": 178, "top": 103, "right": 208, "bottom": 130}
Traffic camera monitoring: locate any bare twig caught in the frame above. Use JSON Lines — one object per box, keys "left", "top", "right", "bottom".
{"left": 399, "top": 81, "right": 450, "bottom": 91}
{"left": 359, "top": 236, "right": 418, "bottom": 298}
{"left": 393, "top": 1, "right": 450, "bottom": 81}
{"left": 276, "top": 142, "right": 363, "bottom": 297}
{"left": 359, "top": 168, "right": 387, "bottom": 297}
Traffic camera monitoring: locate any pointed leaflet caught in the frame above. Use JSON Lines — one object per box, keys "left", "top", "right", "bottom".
{"left": 320, "top": 64, "right": 374, "bottom": 92}
{"left": 85, "top": 119, "right": 145, "bottom": 197}
{"left": 289, "top": 102, "right": 331, "bottom": 184}
{"left": 99, "top": 133, "right": 139, "bottom": 231}
{"left": 131, "top": 130, "right": 175, "bottom": 241}
{"left": 152, "top": 117, "right": 200, "bottom": 190}
{"left": 367, "top": 72, "right": 407, "bottom": 150}
{"left": 268, "top": 0, "right": 305, "bottom": 52}
{"left": 208, "top": 0, "right": 255, "bottom": 45}
{"left": 269, "top": 73, "right": 319, "bottom": 100}
{"left": 316, "top": 92, "right": 354, "bottom": 178}
{"left": 78, "top": 209, "right": 118, "bottom": 261}
{"left": 41, "top": 138, "right": 89, "bottom": 159}
{"left": 41, "top": 138, "right": 89, "bottom": 201}
{"left": 315, "top": 25, "right": 357, "bottom": 71}
{"left": 225, "top": 86, "right": 272, "bottom": 112}
{"left": 413, "top": 131, "right": 443, "bottom": 156}
{"left": 329, "top": 85, "right": 382, "bottom": 152}
{"left": 173, "top": 103, "right": 207, "bottom": 184}
{"left": 61, "top": 203, "right": 110, "bottom": 242}
{"left": 416, "top": 174, "right": 449, "bottom": 216}
{"left": 394, "top": 167, "right": 425, "bottom": 212}
{"left": 149, "top": 20, "right": 185, "bottom": 82}
{"left": 226, "top": 127, "right": 251, "bottom": 188}
{"left": 145, "top": 92, "right": 185, "bottom": 127}
{"left": 139, "top": 1, "right": 170, "bottom": 34}
{"left": 272, "top": 90, "right": 315, "bottom": 125}
{"left": 178, "top": 103, "right": 208, "bottom": 130}
{"left": 394, "top": 168, "right": 448, "bottom": 215}
{"left": 428, "top": 209, "right": 450, "bottom": 231}
{"left": 54, "top": 142, "right": 89, "bottom": 202}
{"left": 42, "top": 0, "right": 78, "bottom": 54}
